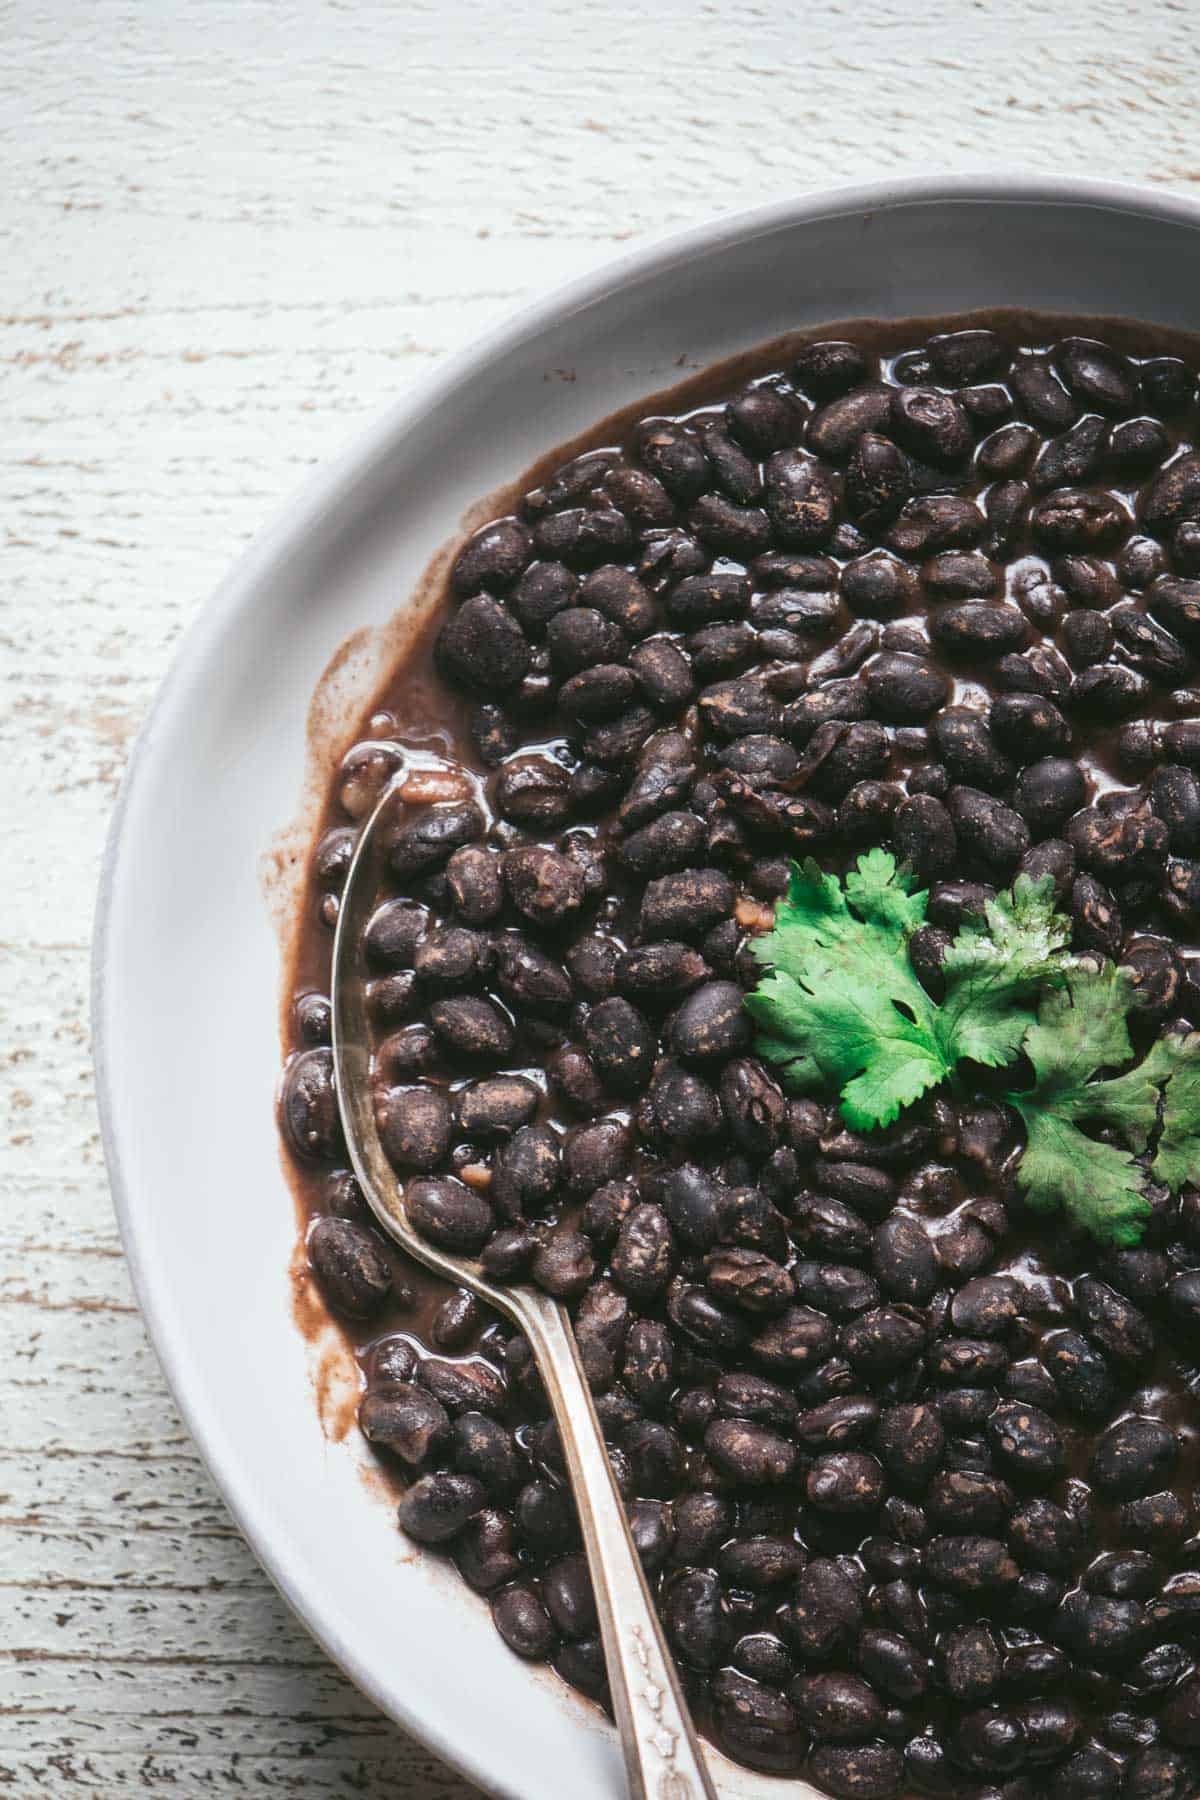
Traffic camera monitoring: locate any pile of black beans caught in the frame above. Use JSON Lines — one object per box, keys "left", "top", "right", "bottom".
{"left": 282, "top": 318, "right": 1200, "bottom": 1800}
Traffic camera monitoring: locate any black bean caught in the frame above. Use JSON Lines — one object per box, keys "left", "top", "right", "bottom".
{"left": 1091, "top": 1416, "right": 1179, "bottom": 1498}
{"left": 451, "top": 1412, "right": 524, "bottom": 1497}
{"left": 282, "top": 1047, "right": 342, "bottom": 1162}
{"left": 437, "top": 596, "right": 531, "bottom": 693}
{"left": 661, "top": 1566, "right": 728, "bottom": 1671}
{"left": 986, "top": 1401, "right": 1064, "bottom": 1487}
{"left": 491, "top": 1581, "right": 557, "bottom": 1659}
{"left": 728, "top": 381, "right": 802, "bottom": 453}
{"left": 712, "top": 1374, "right": 794, "bottom": 1437}
{"left": 949, "top": 1705, "right": 1027, "bottom": 1777}
{"left": 979, "top": 421, "right": 1039, "bottom": 476}
{"left": 943, "top": 1623, "right": 1002, "bottom": 1703}
{"left": 670, "top": 980, "right": 753, "bottom": 1064}
{"left": 701, "top": 1416, "right": 795, "bottom": 1485}
{"left": 1055, "top": 336, "right": 1138, "bottom": 413}
{"left": 927, "top": 1469, "right": 1014, "bottom": 1531}
{"left": 451, "top": 517, "right": 533, "bottom": 595}
{"left": 510, "top": 560, "right": 578, "bottom": 633}
{"left": 480, "top": 1226, "right": 539, "bottom": 1280}
{"left": 359, "top": 1382, "right": 449, "bottom": 1465}
{"left": 1075, "top": 1275, "right": 1155, "bottom": 1365}
{"left": 492, "top": 1124, "right": 560, "bottom": 1220}
{"left": 398, "top": 1470, "right": 485, "bottom": 1545}
{"left": 928, "top": 328, "right": 1007, "bottom": 382}
{"left": 842, "top": 1308, "right": 926, "bottom": 1377}
{"left": 1012, "top": 357, "right": 1079, "bottom": 430}
{"left": 750, "top": 1304, "right": 837, "bottom": 1373}
{"left": 795, "top": 1395, "right": 879, "bottom": 1450}
{"left": 946, "top": 786, "right": 1030, "bottom": 873}
{"left": 890, "top": 386, "right": 973, "bottom": 464}
{"left": 950, "top": 1275, "right": 1020, "bottom": 1338}
{"left": 859, "top": 650, "right": 948, "bottom": 723}
{"left": 789, "top": 1267, "right": 876, "bottom": 1325}
{"left": 546, "top": 609, "right": 628, "bottom": 681}
{"left": 806, "top": 1450, "right": 885, "bottom": 1516}
{"left": 778, "top": 1557, "right": 864, "bottom": 1660}
{"left": 308, "top": 1216, "right": 391, "bottom": 1318}
{"left": 531, "top": 1229, "right": 595, "bottom": 1299}
{"left": 845, "top": 431, "right": 911, "bottom": 530}
{"left": 732, "top": 1632, "right": 795, "bottom": 1688}
{"left": 703, "top": 1246, "right": 791, "bottom": 1316}
{"left": 1125, "top": 1745, "right": 1199, "bottom": 1800}
{"left": 794, "top": 340, "right": 871, "bottom": 397}
{"left": 1056, "top": 1587, "right": 1150, "bottom": 1670}
{"left": 924, "top": 1534, "right": 1019, "bottom": 1596}
{"left": 405, "top": 1175, "right": 494, "bottom": 1255}
{"left": 454, "top": 1507, "right": 522, "bottom": 1594}
{"left": 807, "top": 383, "right": 893, "bottom": 460}
{"left": 629, "top": 637, "right": 693, "bottom": 714}
{"left": 600, "top": 1206, "right": 673, "bottom": 1305}
{"left": 931, "top": 601, "right": 1029, "bottom": 658}
{"left": 931, "top": 707, "right": 1013, "bottom": 793}
{"left": 996, "top": 642, "right": 1072, "bottom": 697}
{"left": 808, "top": 1744, "right": 903, "bottom": 1800}
{"left": 793, "top": 1671, "right": 885, "bottom": 1743}
{"left": 989, "top": 694, "right": 1071, "bottom": 764}
{"left": 1029, "top": 413, "right": 1108, "bottom": 490}
{"left": 639, "top": 868, "right": 734, "bottom": 941}
{"left": 1121, "top": 936, "right": 1184, "bottom": 1021}
{"left": 872, "top": 1215, "right": 937, "bottom": 1305}
{"left": 441, "top": 845, "right": 502, "bottom": 925}
{"left": 376, "top": 1085, "right": 453, "bottom": 1173}
{"left": 428, "top": 995, "right": 514, "bottom": 1061}
{"left": 535, "top": 505, "right": 633, "bottom": 569}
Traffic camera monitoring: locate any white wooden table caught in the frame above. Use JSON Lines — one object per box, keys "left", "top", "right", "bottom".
{"left": 3, "top": 2, "right": 1195, "bottom": 1790}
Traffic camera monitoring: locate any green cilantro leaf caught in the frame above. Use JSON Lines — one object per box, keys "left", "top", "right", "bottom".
{"left": 934, "top": 875, "right": 1072, "bottom": 1071}
{"left": 1006, "top": 964, "right": 1173, "bottom": 1247}
{"left": 747, "top": 855, "right": 1073, "bottom": 1134}
{"left": 747, "top": 853, "right": 947, "bottom": 1130}
{"left": 1010, "top": 1105, "right": 1152, "bottom": 1249}
{"left": 745, "top": 853, "right": 1200, "bottom": 1245}
{"left": 1149, "top": 1029, "right": 1200, "bottom": 1191}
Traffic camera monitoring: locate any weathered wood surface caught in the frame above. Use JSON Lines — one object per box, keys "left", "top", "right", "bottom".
{"left": 2, "top": 0, "right": 1194, "bottom": 1790}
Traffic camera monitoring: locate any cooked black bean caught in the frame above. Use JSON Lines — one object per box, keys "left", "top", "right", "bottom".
{"left": 283, "top": 1048, "right": 342, "bottom": 1162}
{"left": 1091, "top": 1417, "right": 1179, "bottom": 1499}
{"left": 946, "top": 785, "right": 1030, "bottom": 872}
{"left": 809, "top": 1744, "right": 903, "bottom": 1800}
{"left": 308, "top": 1216, "right": 391, "bottom": 1317}
{"left": 986, "top": 1401, "right": 1064, "bottom": 1486}
{"left": 925, "top": 1534, "right": 1019, "bottom": 1596}
{"left": 671, "top": 980, "right": 753, "bottom": 1063}
{"left": 531, "top": 1228, "right": 595, "bottom": 1299}
{"left": 398, "top": 1471, "right": 485, "bottom": 1545}
{"left": 359, "top": 1382, "right": 449, "bottom": 1465}
{"left": 428, "top": 995, "right": 515, "bottom": 1061}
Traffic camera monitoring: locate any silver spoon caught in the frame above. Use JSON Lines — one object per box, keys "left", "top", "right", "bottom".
{"left": 332, "top": 771, "right": 718, "bottom": 1800}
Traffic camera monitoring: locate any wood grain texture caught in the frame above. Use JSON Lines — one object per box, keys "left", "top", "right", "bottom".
{"left": 1, "top": 0, "right": 1194, "bottom": 1790}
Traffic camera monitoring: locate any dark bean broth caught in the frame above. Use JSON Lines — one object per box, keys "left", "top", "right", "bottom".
{"left": 282, "top": 312, "right": 1200, "bottom": 1800}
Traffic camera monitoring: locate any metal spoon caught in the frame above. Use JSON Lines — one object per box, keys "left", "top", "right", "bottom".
{"left": 332, "top": 771, "right": 718, "bottom": 1800}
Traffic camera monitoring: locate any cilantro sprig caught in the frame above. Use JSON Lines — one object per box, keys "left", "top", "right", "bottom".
{"left": 745, "top": 850, "right": 1200, "bottom": 1246}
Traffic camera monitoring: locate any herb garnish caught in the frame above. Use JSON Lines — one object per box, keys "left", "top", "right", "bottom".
{"left": 745, "top": 850, "right": 1200, "bottom": 1246}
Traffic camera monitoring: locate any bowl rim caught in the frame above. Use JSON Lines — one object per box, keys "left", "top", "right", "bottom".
{"left": 92, "top": 170, "right": 1200, "bottom": 1796}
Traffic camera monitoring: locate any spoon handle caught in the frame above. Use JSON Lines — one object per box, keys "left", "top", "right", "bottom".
{"left": 522, "top": 1295, "right": 719, "bottom": 1800}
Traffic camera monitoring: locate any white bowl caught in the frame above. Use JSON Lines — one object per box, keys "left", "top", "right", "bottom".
{"left": 95, "top": 175, "right": 1200, "bottom": 1800}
